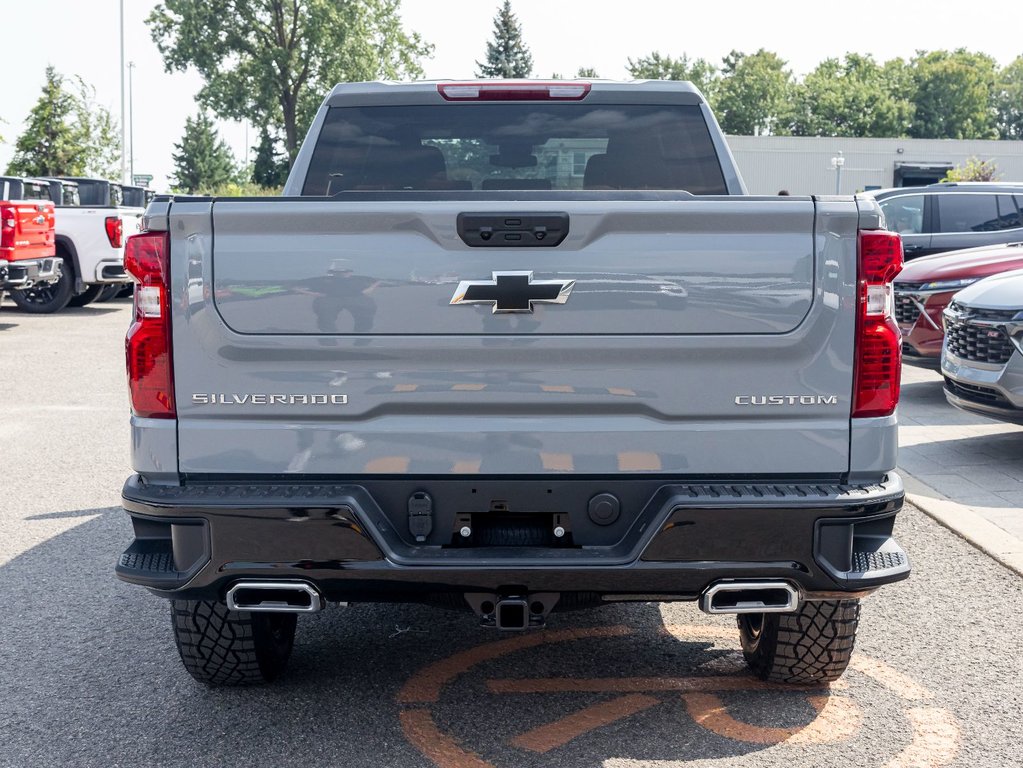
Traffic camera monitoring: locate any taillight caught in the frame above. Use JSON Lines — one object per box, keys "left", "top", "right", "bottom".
{"left": 105, "top": 216, "right": 123, "bottom": 248}
{"left": 853, "top": 230, "right": 903, "bottom": 418}
{"left": 1, "top": 205, "right": 15, "bottom": 249}
{"left": 124, "top": 230, "right": 175, "bottom": 418}
{"left": 438, "top": 81, "right": 591, "bottom": 101}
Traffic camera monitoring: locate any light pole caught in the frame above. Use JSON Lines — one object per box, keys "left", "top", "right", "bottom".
{"left": 831, "top": 151, "right": 845, "bottom": 195}
{"left": 128, "top": 61, "right": 135, "bottom": 183}
{"left": 119, "top": 0, "right": 126, "bottom": 184}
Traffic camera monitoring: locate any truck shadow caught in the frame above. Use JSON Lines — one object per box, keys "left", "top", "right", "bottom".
{"left": 1, "top": 507, "right": 855, "bottom": 767}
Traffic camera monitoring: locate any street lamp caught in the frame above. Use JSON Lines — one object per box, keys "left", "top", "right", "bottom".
{"left": 831, "top": 151, "right": 845, "bottom": 195}
{"left": 128, "top": 61, "right": 135, "bottom": 182}
{"left": 119, "top": 0, "right": 126, "bottom": 184}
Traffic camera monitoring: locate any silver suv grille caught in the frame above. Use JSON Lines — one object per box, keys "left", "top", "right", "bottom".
{"left": 945, "top": 318, "right": 1016, "bottom": 365}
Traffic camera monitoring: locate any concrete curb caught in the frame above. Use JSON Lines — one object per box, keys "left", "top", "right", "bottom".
{"left": 902, "top": 473, "right": 1023, "bottom": 577}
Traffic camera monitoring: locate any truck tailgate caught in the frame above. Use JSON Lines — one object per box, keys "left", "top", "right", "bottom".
{"left": 170, "top": 197, "right": 858, "bottom": 477}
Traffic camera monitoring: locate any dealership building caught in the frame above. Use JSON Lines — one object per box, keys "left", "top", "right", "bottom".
{"left": 726, "top": 136, "right": 1023, "bottom": 196}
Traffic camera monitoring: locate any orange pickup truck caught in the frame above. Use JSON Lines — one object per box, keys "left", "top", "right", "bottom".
{"left": 0, "top": 177, "right": 60, "bottom": 296}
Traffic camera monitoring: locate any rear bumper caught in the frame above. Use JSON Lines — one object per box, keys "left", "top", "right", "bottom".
{"left": 2, "top": 256, "right": 61, "bottom": 289}
{"left": 92, "top": 259, "right": 130, "bottom": 284}
{"left": 117, "top": 474, "right": 909, "bottom": 603}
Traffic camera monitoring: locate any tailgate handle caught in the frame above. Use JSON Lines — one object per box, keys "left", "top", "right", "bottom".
{"left": 457, "top": 212, "right": 569, "bottom": 248}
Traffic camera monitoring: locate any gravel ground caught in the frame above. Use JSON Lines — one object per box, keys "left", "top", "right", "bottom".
{"left": 1, "top": 300, "right": 1021, "bottom": 768}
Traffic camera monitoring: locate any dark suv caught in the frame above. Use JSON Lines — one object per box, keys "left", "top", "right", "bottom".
{"left": 868, "top": 183, "right": 1023, "bottom": 259}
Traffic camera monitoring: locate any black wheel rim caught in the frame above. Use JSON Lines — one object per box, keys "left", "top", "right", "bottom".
{"left": 741, "top": 613, "right": 765, "bottom": 640}
{"left": 20, "top": 284, "right": 59, "bottom": 305}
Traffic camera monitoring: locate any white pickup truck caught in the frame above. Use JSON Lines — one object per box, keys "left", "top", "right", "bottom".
{"left": 8, "top": 177, "right": 142, "bottom": 312}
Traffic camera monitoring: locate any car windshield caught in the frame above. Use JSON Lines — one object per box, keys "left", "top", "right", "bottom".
{"left": 302, "top": 103, "right": 727, "bottom": 196}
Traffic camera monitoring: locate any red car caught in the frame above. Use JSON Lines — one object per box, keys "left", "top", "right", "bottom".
{"left": 894, "top": 241, "right": 1023, "bottom": 365}
{"left": 0, "top": 177, "right": 59, "bottom": 294}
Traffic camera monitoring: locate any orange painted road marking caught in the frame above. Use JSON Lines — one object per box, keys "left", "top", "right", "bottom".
{"left": 487, "top": 676, "right": 832, "bottom": 695}
{"left": 397, "top": 626, "right": 633, "bottom": 705}
{"left": 397, "top": 623, "right": 961, "bottom": 768}
{"left": 683, "top": 691, "right": 860, "bottom": 745}
{"left": 400, "top": 710, "right": 492, "bottom": 768}
{"left": 848, "top": 655, "right": 934, "bottom": 702}
{"left": 392, "top": 383, "right": 418, "bottom": 392}
{"left": 453, "top": 383, "right": 486, "bottom": 391}
{"left": 541, "top": 384, "right": 575, "bottom": 393}
{"left": 883, "top": 708, "right": 961, "bottom": 768}
{"left": 607, "top": 387, "right": 637, "bottom": 396}
{"left": 452, "top": 460, "right": 482, "bottom": 474}
{"left": 510, "top": 694, "right": 660, "bottom": 753}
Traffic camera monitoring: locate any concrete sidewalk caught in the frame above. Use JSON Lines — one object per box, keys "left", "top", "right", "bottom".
{"left": 899, "top": 364, "right": 1023, "bottom": 574}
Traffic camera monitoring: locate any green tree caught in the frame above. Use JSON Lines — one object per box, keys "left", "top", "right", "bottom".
{"left": 476, "top": 0, "right": 533, "bottom": 78}
{"left": 626, "top": 52, "right": 718, "bottom": 101}
{"left": 790, "top": 54, "right": 913, "bottom": 137}
{"left": 149, "top": 0, "right": 431, "bottom": 166}
{"left": 6, "top": 66, "right": 120, "bottom": 178}
{"left": 942, "top": 157, "right": 998, "bottom": 182}
{"left": 171, "top": 111, "right": 239, "bottom": 194}
{"left": 995, "top": 56, "right": 1023, "bottom": 140}
{"left": 908, "top": 49, "right": 997, "bottom": 139}
{"left": 251, "top": 128, "right": 289, "bottom": 188}
{"left": 715, "top": 49, "right": 793, "bottom": 135}
{"left": 576, "top": 67, "right": 599, "bottom": 78}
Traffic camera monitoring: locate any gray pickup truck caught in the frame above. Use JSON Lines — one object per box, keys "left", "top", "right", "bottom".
{"left": 116, "top": 80, "right": 909, "bottom": 687}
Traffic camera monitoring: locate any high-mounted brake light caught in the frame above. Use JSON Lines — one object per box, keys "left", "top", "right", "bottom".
{"left": 852, "top": 230, "right": 903, "bottom": 418}
{"left": 124, "top": 230, "right": 175, "bottom": 418}
{"left": 105, "top": 215, "right": 123, "bottom": 248}
{"left": 438, "top": 81, "right": 591, "bottom": 101}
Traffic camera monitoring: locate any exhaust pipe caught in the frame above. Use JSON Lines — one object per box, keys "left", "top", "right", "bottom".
{"left": 699, "top": 581, "right": 799, "bottom": 615}
{"left": 226, "top": 581, "right": 323, "bottom": 613}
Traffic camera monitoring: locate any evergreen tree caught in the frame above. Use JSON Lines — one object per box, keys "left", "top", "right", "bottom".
{"left": 6, "top": 67, "right": 121, "bottom": 178}
{"left": 7, "top": 67, "right": 89, "bottom": 177}
{"left": 251, "top": 128, "right": 288, "bottom": 188}
{"left": 476, "top": 1, "right": 533, "bottom": 78}
{"left": 576, "top": 67, "right": 599, "bottom": 78}
{"left": 171, "top": 112, "right": 238, "bottom": 194}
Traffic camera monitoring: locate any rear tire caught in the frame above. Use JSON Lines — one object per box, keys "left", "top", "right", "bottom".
{"left": 9, "top": 257, "right": 73, "bottom": 314}
{"left": 67, "top": 284, "right": 105, "bottom": 307}
{"left": 95, "top": 284, "right": 122, "bottom": 302}
{"left": 738, "top": 599, "right": 859, "bottom": 684}
{"left": 171, "top": 600, "right": 297, "bottom": 686}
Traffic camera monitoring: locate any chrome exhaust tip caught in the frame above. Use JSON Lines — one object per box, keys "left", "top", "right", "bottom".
{"left": 225, "top": 581, "right": 323, "bottom": 613}
{"left": 699, "top": 581, "right": 799, "bottom": 615}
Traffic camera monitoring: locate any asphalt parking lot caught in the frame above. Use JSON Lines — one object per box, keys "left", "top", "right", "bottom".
{"left": 2, "top": 300, "right": 1022, "bottom": 768}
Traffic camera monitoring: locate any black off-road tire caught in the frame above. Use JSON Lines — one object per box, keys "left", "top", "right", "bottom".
{"left": 95, "top": 284, "right": 122, "bottom": 302}
{"left": 738, "top": 599, "right": 859, "bottom": 684}
{"left": 9, "top": 257, "right": 74, "bottom": 314}
{"left": 171, "top": 600, "right": 297, "bottom": 686}
{"left": 67, "top": 283, "right": 105, "bottom": 307}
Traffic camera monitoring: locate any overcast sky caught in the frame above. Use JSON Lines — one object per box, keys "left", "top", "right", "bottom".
{"left": 2, "top": 0, "right": 1021, "bottom": 191}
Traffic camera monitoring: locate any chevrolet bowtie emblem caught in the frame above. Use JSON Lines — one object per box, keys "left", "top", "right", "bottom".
{"left": 450, "top": 271, "right": 575, "bottom": 313}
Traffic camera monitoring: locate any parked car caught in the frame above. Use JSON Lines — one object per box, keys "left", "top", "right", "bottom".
{"left": 942, "top": 268, "right": 1023, "bottom": 424}
{"left": 7, "top": 176, "right": 141, "bottom": 313}
{"left": 895, "top": 242, "right": 1023, "bottom": 365}
{"left": 1, "top": 177, "right": 60, "bottom": 298}
{"left": 867, "top": 183, "right": 1023, "bottom": 260}
{"left": 117, "top": 80, "right": 909, "bottom": 688}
